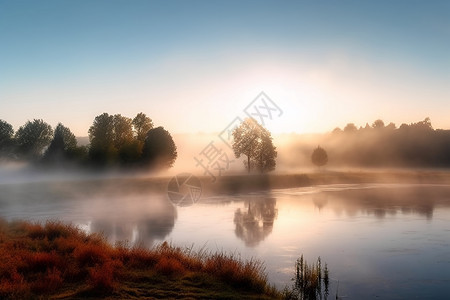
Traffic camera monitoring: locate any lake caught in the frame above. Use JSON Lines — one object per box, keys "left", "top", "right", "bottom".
{"left": 1, "top": 177, "right": 450, "bottom": 299}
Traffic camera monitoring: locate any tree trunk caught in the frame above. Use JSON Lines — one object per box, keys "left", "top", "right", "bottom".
{"left": 247, "top": 155, "right": 250, "bottom": 173}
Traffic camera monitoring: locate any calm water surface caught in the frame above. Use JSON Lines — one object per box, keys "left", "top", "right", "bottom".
{"left": 1, "top": 179, "right": 450, "bottom": 299}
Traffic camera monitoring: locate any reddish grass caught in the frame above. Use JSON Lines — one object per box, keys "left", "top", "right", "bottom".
{"left": 87, "top": 259, "right": 122, "bottom": 291}
{"left": 204, "top": 253, "right": 267, "bottom": 292}
{"left": 31, "top": 267, "right": 63, "bottom": 293}
{"left": 0, "top": 219, "right": 276, "bottom": 299}
{"left": 74, "top": 243, "right": 109, "bottom": 267}
{"left": 155, "top": 256, "right": 185, "bottom": 275}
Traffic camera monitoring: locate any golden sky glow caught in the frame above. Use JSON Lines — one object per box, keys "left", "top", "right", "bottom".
{"left": 1, "top": 1, "right": 449, "bottom": 136}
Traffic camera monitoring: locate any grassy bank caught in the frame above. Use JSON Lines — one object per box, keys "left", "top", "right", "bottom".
{"left": 0, "top": 219, "right": 280, "bottom": 299}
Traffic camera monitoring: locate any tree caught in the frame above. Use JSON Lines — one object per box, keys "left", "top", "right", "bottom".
{"left": 232, "top": 118, "right": 277, "bottom": 173}
{"left": 88, "top": 113, "right": 116, "bottom": 165}
{"left": 142, "top": 126, "right": 177, "bottom": 169}
{"left": 255, "top": 132, "right": 277, "bottom": 173}
{"left": 344, "top": 123, "right": 358, "bottom": 133}
{"left": 232, "top": 118, "right": 260, "bottom": 173}
{"left": 0, "top": 119, "right": 14, "bottom": 159}
{"left": 372, "top": 119, "right": 385, "bottom": 129}
{"left": 311, "top": 146, "right": 328, "bottom": 168}
{"left": 113, "top": 114, "right": 138, "bottom": 164}
{"left": 332, "top": 127, "right": 342, "bottom": 135}
{"left": 43, "top": 123, "right": 78, "bottom": 163}
{"left": 15, "top": 119, "right": 53, "bottom": 160}
{"left": 132, "top": 113, "right": 153, "bottom": 143}
{"left": 113, "top": 114, "right": 133, "bottom": 150}
{"left": 410, "top": 117, "right": 433, "bottom": 131}
{"left": 386, "top": 122, "right": 396, "bottom": 130}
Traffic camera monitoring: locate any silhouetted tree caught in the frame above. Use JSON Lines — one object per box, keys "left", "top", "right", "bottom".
{"left": 232, "top": 118, "right": 277, "bottom": 173}
{"left": 113, "top": 114, "right": 137, "bottom": 164}
{"left": 15, "top": 119, "right": 53, "bottom": 160}
{"left": 399, "top": 123, "right": 409, "bottom": 130}
{"left": 233, "top": 118, "right": 260, "bottom": 173}
{"left": 311, "top": 146, "right": 328, "bottom": 168}
{"left": 142, "top": 126, "right": 177, "bottom": 169}
{"left": 410, "top": 117, "right": 433, "bottom": 131}
{"left": 132, "top": 112, "right": 153, "bottom": 143}
{"left": 88, "top": 113, "right": 116, "bottom": 165}
{"left": 372, "top": 119, "right": 385, "bottom": 129}
{"left": 332, "top": 127, "right": 342, "bottom": 135}
{"left": 386, "top": 122, "right": 396, "bottom": 130}
{"left": 112, "top": 114, "right": 133, "bottom": 150}
{"left": 344, "top": 123, "right": 357, "bottom": 133}
{"left": 255, "top": 132, "right": 277, "bottom": 173}
{"left": 117, "top": 140, "right": 143, "bottom": 165}
{"left": 0, "top": 119, "right": 15, "bottom": 159}
{"left": 303, "top": 117, "right": 450, "bottom": 168}
{"left": 43, "top": 123, "right": 78, "bottom": 163}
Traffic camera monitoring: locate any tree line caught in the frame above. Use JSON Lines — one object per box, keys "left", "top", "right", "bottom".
{"left": 0, "top": 112, "right": 177, "bottom": 170}
{"left": 2, "top": 114, "right": 449, "bottom": 172}
{"left": 328, "top": 117, "right": 450, "bottom": 167}
{"left": 285, "top": 117, "right": 450, "bottom": 169}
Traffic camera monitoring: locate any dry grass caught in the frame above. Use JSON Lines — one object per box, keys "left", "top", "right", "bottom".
{"left": 0, "top": 219, "right": 281, "bottom": 299}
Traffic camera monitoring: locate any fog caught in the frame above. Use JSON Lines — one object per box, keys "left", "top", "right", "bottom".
{"left": 170, "top": 126, "right": 450, "bottom": 177}
{"left": 2, "top": 125, "right": 450, "bottom": 187}
{"left": 165, "top": 132, "right": 364, "bottom": 176}
{"left": 0, "top": 177, "right": 176, "bottom": 247}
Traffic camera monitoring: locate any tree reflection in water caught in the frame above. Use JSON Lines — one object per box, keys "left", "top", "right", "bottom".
{"left": 89, "top": 196, "right": 177, "bottom": 247}
{"left": 234, "top": 197, "right": 278, "bottom": 247}
{"left": 310, "top": 185, "right": 443, "bottom": 220}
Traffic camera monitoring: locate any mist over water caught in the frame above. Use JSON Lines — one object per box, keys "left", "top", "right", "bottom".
{"left": 1, "top": 0, "right": 449, "bottom": 297}
{"left": 0, "top": 177, "right": 176, "bottom": 247}
{"left": 1, "top": 175, "right": 450, "bottom": 298}
{"left": 167, "top": 128, "right": 450, "bottom": 176}
{"left": 1, "top": 127, "right": 450, "bottom": 298}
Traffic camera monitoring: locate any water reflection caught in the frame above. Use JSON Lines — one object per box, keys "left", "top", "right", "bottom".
{"left": 312, "top": 193, "right": 328, "bottom": 211}
{"left": 234, "top": 197, "right": 278, "bottom": 247}
{"left": 308, "top": 185, "right": 447, "bottom": 219}
{"left": 88, "top": 199, "right": 176, "bottom": 247}
{"left": 2, "top": 180, "right": 450, "bottom": 298}
{"left": 0, "top": 179, "right": 178, "bottom": 247}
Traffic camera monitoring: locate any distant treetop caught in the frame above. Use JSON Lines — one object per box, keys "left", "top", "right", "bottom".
{"left": 311, "top": 146, "right": 328, "bottom": 168}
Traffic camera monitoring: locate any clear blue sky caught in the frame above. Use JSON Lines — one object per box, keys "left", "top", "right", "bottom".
{"left": 1, "top": 0, "right": 449, "bottom": 135}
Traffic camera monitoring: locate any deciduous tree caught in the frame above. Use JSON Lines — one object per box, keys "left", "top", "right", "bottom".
{"left": 88, "top": 113, "right": 116, "bottom": 165}
{"left": 15, "top": 119, "right": 53, "bottom": 160}
{"left": 311, "top": 146, "right": 328, "bottom": 168}
{"left": 0, "top": 119, "right": 14, "bottom": 159}
{"left": 142, "top": 126, "right": 177, "bottom": 169}
{"left": 43, "top": 123, "right": 78, "bottom": 163}
{"left": 232, "top": 118, "right": 277, "bottom": 173}
{"left": 132, "top": 113, "right": 153, "bottom": 142}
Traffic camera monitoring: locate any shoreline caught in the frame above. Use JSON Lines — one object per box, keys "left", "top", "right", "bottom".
{"left": 3, "top": 168, "right": 450, "bottom": 193}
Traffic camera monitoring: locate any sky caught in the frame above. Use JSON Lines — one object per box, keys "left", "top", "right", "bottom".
{"left": 1, "top": 0, "right": 449, "bottom": 136}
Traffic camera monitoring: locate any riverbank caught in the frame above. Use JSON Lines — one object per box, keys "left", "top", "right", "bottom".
{"left": 200, "top": 169, "right": 450, "bottom": 195}
{"left": 0, "top": 219, "right": 281, "bottom": 299}
{"left": 3, "top": 168, "right": 450, "bottom": 196}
